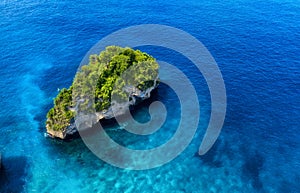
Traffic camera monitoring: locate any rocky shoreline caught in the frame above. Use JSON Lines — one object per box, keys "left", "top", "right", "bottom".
{"left": 46, "top": 77, "right": 159, "bottom": 139}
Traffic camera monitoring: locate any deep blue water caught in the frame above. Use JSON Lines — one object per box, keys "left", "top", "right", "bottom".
{"left": 0, "top": 0, "right": 299, "bottom": 192}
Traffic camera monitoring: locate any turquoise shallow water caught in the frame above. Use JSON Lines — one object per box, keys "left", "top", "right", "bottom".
{"left": 0, "top": 0, "right": 300, "bottom": 192}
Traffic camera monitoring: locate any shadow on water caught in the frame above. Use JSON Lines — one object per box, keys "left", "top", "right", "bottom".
{"left": 42, "top": 85, "right": 180, "bottom": 169}
{"left": 242, "top": 151, "right": 264, "bottom": 191}
{"left": 0, "top": 156, "right": 30, "bottom": 193}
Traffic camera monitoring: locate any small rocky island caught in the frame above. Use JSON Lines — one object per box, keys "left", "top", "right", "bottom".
{"left": 46, "top": 46, "right": 159, "bottom": 139}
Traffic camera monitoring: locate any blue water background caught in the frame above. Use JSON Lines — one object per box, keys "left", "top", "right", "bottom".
{"left": 0, "top": 0, "right": 299, "bottom": 192}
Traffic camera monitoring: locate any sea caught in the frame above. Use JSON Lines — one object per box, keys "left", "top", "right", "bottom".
{"left": 0, "top": 0, "right": 299, "bottom": 192}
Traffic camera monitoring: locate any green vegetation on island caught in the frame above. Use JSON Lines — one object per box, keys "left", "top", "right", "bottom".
{"left": 46, "top": 46, "right": 159, "bottom": 137}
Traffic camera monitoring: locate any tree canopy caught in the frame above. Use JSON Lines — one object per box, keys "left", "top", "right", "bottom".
{"left": 46, "top": 46, "right": 159, "bottom": 132}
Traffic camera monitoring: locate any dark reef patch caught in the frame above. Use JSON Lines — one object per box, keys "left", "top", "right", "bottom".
{"left": 195, "top": 140, "right": 223, "bottom": 168}
{"left": 0, "top": 156, "right": 30, "bottom": 193}
{"left": 242, "top": 151, "right": 264, "bottom": 190}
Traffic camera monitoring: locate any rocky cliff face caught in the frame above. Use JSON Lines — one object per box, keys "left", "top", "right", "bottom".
{"left": 46, "top": 77, "right": 159, "bottom": 139}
